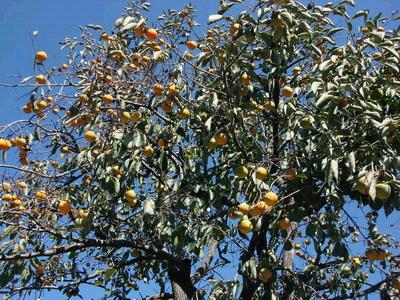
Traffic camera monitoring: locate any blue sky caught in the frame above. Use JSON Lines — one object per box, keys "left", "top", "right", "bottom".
{"left": 0, "top": 0, "right": 399, "bottom": 299}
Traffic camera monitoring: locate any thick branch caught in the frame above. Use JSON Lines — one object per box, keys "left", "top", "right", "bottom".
{"left": 0, "top": 238, "right": 179, "bottom": 265}
{"left": 328, "top": 280, "right": 386, "bottom": 300}
{"left": 191, "top": 240, "right": 218, "bottom": 284}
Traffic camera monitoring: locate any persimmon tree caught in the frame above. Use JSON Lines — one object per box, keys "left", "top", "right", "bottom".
{"left": 0, "top": 0, "right": 400, "bottom": 299}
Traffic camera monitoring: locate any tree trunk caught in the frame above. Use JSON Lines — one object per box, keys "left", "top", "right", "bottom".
{"left": 168, "top": 259, "right": 196, "bottom": 300}
{"left": 282, "top": 223, "right": 296, "bottom": 300}
{"left": 171, "top": 282, "right": 192, "bottom": 300}
{"left": 239, "top": 279, "right": 259, "bottom": 300}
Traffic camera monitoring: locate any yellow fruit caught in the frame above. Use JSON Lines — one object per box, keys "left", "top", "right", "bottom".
{"left": 357, "top": 177, "right": 369, "bottom": 195}
{"left": 214, "top": 133, "right": 228, "bottom": 145}
{"left": 17, "top": 182, "right": 27, "bottom": 189}
{"left": 134, "top": 26, "right": 145, "bottom": 36}
{"left": 152, "top": 45, "right": 161, "bottom": 52}
{"left": 294, "top": 243, "right": 301, "bottom": 250}
{"left": 238, "top": 218, "right": 253, "bottom": 235}
{"left": 255, "top": 167, "right": 268, "bottom": 180}
{"left": 62, "top": 63, "right": 68, "bottom": 70}
{"left": 235, "top": 166, "right": 249, "bottom": 179}
{"left": 131, "top": 249, "right": 139, "bottom": 257}
{"left": 37, "top": 101, "right": 48, "bottom": 111}
{"left": 271, "top": 16, "right": 284, "bottom": 28}
{"left": 186, "top": 41, "right": 198, "bottom": 50}
{"left": 264, "top": 100, "right": 275, "bottom": 111}
{"left": 249, "top": 205, "right": 263, "bottom": 217}
{"left": 61, "top": 146, "right": 70, "bottom": 154}
{"left": 46, "top": 96, "right": 54, "bottom": 103}
{"left": 84, "top": 131, "right": 97, "bottom": 143}
{"left": 392, "top": 277, "right": 400, "bottom": 290}
{"left": 120, "top": 112, "right": 131, "bottom": 123}
{"left": 256, "top": 105, "right": 264, "bottom": 112}
{"left": 377, "top": 249, "right": 388, "bottom": 261}
{"left": 284, "top": 169, "right": 297, "bottom": 181}
{"left": 35, "top": 75, "right": 46, "bottom": 84}
{"left": 103, "top": 94, "right": 114, "bottom": 105}
{"left": 281, "top": 86, "right": 294, "bottom": 97}
{"left": 168, "top": 84, "right": 179, "bottom": 96}
{"left": 77, "top": 209, "right": 88, "bottom": 218}
{"left": 259, "top": 268, "right": 272, "bottom": 283}
{"left": 35, "top": 264, "right": 45, "bottom": 275}
{"left": 142, "top": 55, "right": 151, "bottom": 63}
{"left": 263, "top": 192, "right": 278, "bottom": 206}
{"left": 278, "top": 217, "right": 290, "bottom": 230}
{"left": 2, "top": 182, "right": 12, "bottom": 192}
{"left": 335, "top": 98, "right": 348, "bottom": 108}
{"left": 293, "top": 66, "right": 302, "bottom": 75}
{"left": 124, "top": 190, "right": 136, "bottom": 203}
{"left": 245, "top": 33, "right": 256, "bottom": 43}
{"left": 255, "top": 201, "right": 269, "bottom": 214}
{"left": 365, "top": 249, "right": 378, "bottom": 261}
{"left": 300, "top": 117, "right": 314, "bottom": 129}
{"left": 58, "top": 200, "right": 71, "bottom": 215}
{"left": 146, "top": 28, "right": 158, "bottom": 41}
{"left": 2, "top": 193, "right": 13, "bottom": 201}
{"left": 0, "top": 139, "right": 12, "bottom": 151}
{"left": 153, "top": 83, "right": 164, "bottom": 95}
{"left": 230, "top": 23, "right": 240, "bottom": 36}
{"left": 23, "top": 103, "right": 33, "bottom": 113}
{"left": 375, "top": 183, "right": 391, "bottom": 201}
{"left": 79, "top": 94, "right": 89, "bottom": 103}
{"left": 157, "top": 138, "right": 167, "bottom": 148}
{"left": 130, "top": 112, "right": 142, "bottom": 123}
{"left": 143, "top": 145, "right": 155, "bottom": 157}
{"left": 35, "top": 190, "right": 47, "bottom": 201}
{"left": 15, "top": 137, "right": 27, "bottom": 148}
{"left": 241, "top": 73, "right": 251, "bottom": 86}
{"left": 36, "top": 51, "right": 48, "bottom": 63}
{"left": 105, "top": 75, "right": 113, "bottom": 83}
{"left": 180, "top": 108, "right": 190, "bottom": 119}
{"left": 101, "top": 32, "right": 109, "bottom": 40}
{"left": 361, "top": 27, "right": 370, "bottom": 34}
{"left": 341, "top": 266, "right": 352, "bottom": 275}
{"left": 228, "top": 207, "right": 243, "bottom": 220}
{"left": 208, "top": 137, "right": 217, "bottom": 150}
{"left": 238, "top": 203, "right": 250, "bottom": 215}
{"left": 111, "top": 166, "right": 122, "bottom": 177}
{"left": 352, "top": 257, "right": 362, "bottom": 268}
{"left": 160, "top": 101, "right": 172, "bottom": 113}
{"left": 81, "top": 176, "right": 91, "bottom": 185}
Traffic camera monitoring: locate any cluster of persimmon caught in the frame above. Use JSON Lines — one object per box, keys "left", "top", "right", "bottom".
{"left": 0, "top": 136, "right": 30, "bottom": 165}
{"left": 229, "top": 191, "right": 281, "bottom": 235}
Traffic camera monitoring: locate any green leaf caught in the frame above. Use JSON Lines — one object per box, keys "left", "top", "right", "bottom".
{"left": 306, "top": 223, "right": 317, "bottom": 237}
{"left": 86, "top": 24, "right": 103, "bottom": 30}
{"left": 104, "top": 268, "right": 117, "bottom": 280}
{"left": 159, "top": 151, "right": 168, "bottom": 172}
{"left": 316, "top": 92, "right": 334, "bottom": 108}
{"left": 143, "top": 199, "right": 155, "bottom": 215}
{"left": 208, "top": 14, "right": 223, "bottom": 24}
{"left": 111, "top": 176, "right": 120, "bottom": 194}
{"left": 332, "top": 242, "right": 349, "bottom": 259}
{"left": 271, "top": 49, "right": 281, "bottom": 66}
{"left": 352, "top": 10, "right": 367, "bottom": 19}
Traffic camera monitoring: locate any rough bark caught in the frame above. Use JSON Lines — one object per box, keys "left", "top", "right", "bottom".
{"left": 282, "top": 224, "right": 295, "bottom": 300}
{"left": 168, "top": 259, "right": 196, "bottom": 300}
